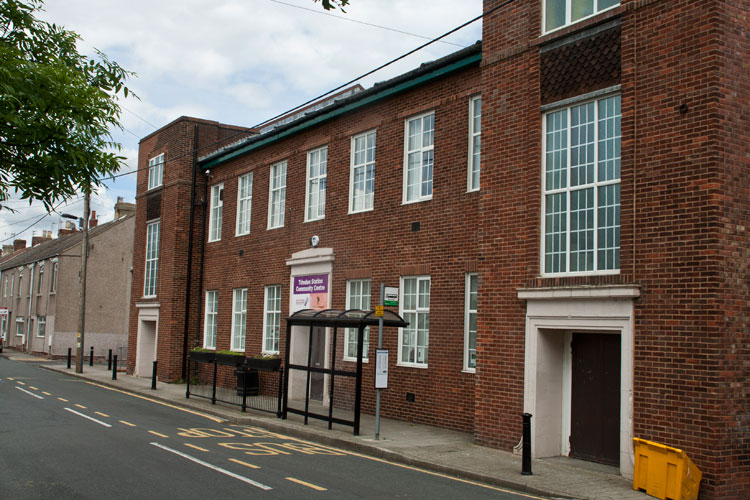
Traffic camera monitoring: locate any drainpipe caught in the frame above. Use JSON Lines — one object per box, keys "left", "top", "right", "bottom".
{"left": 181, "top": 124, "right": 199, "bottom": 381}
{"left": 26, "top": 262, "right": 34, "bottom": 353}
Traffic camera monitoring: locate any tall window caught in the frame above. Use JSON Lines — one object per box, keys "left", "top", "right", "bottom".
{"left": 350, "top": 131, "right": 376, "bottom": 213}
{"left": 544, "top": 0, "right": 619, "bottom": 33}
{"left": 268, "top": 161, "right": 287, "bottom": 229}
{"left": 148, "top": 153, "right": 164, "bottom": 190}
{"left": 263, "top": 285, "right": 281, "bottom": 353}
{"left": 404, "top": 112, "right": 434, "bottom": 203}
{"left": 36, "top": 316, "right": 46, "bottom": 338}
{"left": 305, "top": 146, "right": 327, "bottom": 221}
{"left": 144, "top": 221, "right": 160, "bottom": 297}
{"left": 399, "top": 276, "right": 430, "bottom": 367}
{"left": 468, "top": 96, "right": 481, "bottom": 192}
{"left": 16, "top": 317, "right": 24, "bottom": 337}
{"left": 208, "top": 183, "right": 224, "bottom": 242}
{"left": 231, "top": 288, "right": 247, "bottom": 352}
{"left": 1, "top": 316, "right": 7, "bottom": 341}
{"left": 236, "top": 172, "right": 253, "bottom": 236}
{"left": 50, "top": 262, "right": 57, "bottom": 293}
{"left": 3, "top": 277, "right": 7, "bottom": 297}
{"left": 204, "top": 290, "right": 218, "bottom": 349}
{"left": 37, "top": 264, "right": 44, "bottom": 295}
{"left": 464, "top": 273, "right": 478, "bottom": 371}
{"left": 345, "top": 279, "right": 370, "bottom": 361}
{"left": 10, "top": 274, "right": 14, "bottom": 298}
{"left": 543, "top": 95, "right": 621, "bottom": 275}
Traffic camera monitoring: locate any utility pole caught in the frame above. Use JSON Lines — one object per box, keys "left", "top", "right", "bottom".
{"left": 76, "top": 191, "right": 90, "bottom": 373}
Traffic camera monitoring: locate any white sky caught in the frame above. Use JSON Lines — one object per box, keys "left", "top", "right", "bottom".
{"left": 0, "top": 0, "right": 483, "bottom": 246}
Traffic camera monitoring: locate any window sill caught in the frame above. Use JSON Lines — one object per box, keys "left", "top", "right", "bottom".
{"left": 207, "top": 239, "right": 221, "bottom": 244}
{"left": 348, "top": 208, "right": 374, "bottom": 216}
{"left": 397, "top": 362, "right": 428, "bottom": 369}
{"left": 262, "top": 350, "right": 280, "bottom": 356}
{"left": 267, "top": 226, "right": 284, "bottom": 231}
{"left": 343, "top": 358, "right": 369, "bottom": 364}
{"left": 235, "top": 232, "right": 250, "bottom": 238}
{"left": 402, "top": 197, "right": 432, "bottom": 206}
{"left": 462, "top": 369, "right": 476, "bottom": 374}
{"left": 303, "top": 217, "right": 324, "bottom": 224}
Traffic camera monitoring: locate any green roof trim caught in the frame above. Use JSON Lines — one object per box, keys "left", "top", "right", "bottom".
{"left": 201, "top": 51, "right": 481, "bottom": 170}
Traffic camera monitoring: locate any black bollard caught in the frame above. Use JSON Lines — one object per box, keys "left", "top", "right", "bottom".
{"left": 67, "top": 348, "right": 72, "bottom": 369}
{"left": 151, "top": 361, "right": 158, "bottom": 390}
{"left": 107, "top": 349, "right": 113, "bottom": 370}
{"left": 89, "top": 346, "right": 94, "bottom": 367}
{"left": 112, "top": 355, "right": 118, "bottom": 380}
{"left": 522, "top": 413, "right": 532, "bottom": 475}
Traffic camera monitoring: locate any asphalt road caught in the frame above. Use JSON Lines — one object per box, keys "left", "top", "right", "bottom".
{"left": 0, "top": 356, "right": 545, "bottom": 500}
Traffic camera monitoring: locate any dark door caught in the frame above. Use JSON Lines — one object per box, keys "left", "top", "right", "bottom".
{"left": 309, "top": 327, "right": 325, "bottom": 401}
{"left": 570, "top": 332, "right": 620, "bottom": 466}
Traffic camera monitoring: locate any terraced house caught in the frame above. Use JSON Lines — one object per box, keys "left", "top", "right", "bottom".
{"left": 127, "top": 1, "right": 749, "bottom": 498}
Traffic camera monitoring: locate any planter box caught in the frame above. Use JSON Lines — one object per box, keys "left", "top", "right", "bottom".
{"left": 247, "top": 357, "right": 281, "bottom": 372}
{"left": 215, "top": 353, "right": 246, "bottom": 366}
{"left": 189, "top": 351, "right": 215, "bottom": 363}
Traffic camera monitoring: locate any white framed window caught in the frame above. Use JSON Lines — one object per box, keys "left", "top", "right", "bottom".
{"left": 403, "top": 112, "right": 434, "bottom": 203}
{"left": 543, "top": 94, "right": 621, "bottom": 275}
{"left": 231, "top": 288, "right": 247, "bottom": 352}
{"left": 236, "top": 172, "right": 253, "bottom": 236}
{"left": 36, "top": 316, "right": 46, "bottom": 338}
{"left": 37, "top": 264, "right": 44, "bottom": 295}
{"left": 208, "top": 183, "right": 224, "bottom": 242}
{"left": 468, "top": 96, "right": 481, "bottom": 192}
{"left": 263, "top": 285, "right": 282, "bottom": 353}
{"left": 204, "top": 290, "right": 218, "bottom": 349}
{"left": 50, "top": 262, "right": 57, "bottom": 293}
{"left": 3, "top": 277, "right": 7, "bottom": 297}
{"left": 344, "top": 279, "right": 370, "bottom": 361}
{"left": 305, "top": 146, "right": 327, "bottom": 222}
{"left": 148, "top": 153, "right": 165, "bottom": 190}
{"left": 17, "top": 274, "right": 22, "bottom": 298}
{"left": 10, "top": 274, "right": 14, "bottom": 298}
{"left": 268, "top": 161, "right": 287, "bottom": 229}
{"left": 350, "top": 130, "right": 376, "bottom": 213}
{"left": 1, "top": 316, "right": 7, "bottom": 341}
{"left": 464, "top": 273, "right": 478, "bottom": 372}
{"left": 144, "top": 220, "right": 160, "bottom": 297}
{"left": 16, "top": 317, "right": 24, "bottom": 337}
{"left": 398, "top": 276, "right": 430, "bottom": 367}
{"left": 543, "top": 0, "right": 619, "bottom": 33}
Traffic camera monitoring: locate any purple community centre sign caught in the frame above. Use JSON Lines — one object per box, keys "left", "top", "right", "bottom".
{"left": 292, "top": 274, "right": 329, "bottom": 312}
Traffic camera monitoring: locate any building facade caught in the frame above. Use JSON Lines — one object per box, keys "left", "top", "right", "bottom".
{"left": 127, "top": 1, "right": 749, "bottom": 498}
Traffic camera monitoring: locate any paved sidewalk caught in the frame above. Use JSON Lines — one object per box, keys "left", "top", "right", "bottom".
{"left": 6, "top": 351, "right": 648, "bottom": 500}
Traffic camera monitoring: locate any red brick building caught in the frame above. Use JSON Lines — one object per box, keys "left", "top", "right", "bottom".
{"left": 128, "top": 1, "right": 749, "bottom": 497}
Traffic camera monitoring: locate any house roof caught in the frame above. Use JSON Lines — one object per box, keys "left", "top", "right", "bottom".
{"left": 0, "top": 215, "right": 134, "bottom": 271}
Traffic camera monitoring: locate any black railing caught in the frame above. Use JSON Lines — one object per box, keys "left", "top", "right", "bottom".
{"left": 186, "top": 353, "right": 283, "bottom": 416}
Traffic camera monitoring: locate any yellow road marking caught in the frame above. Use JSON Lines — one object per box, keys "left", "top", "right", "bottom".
{"left": 42, "top": 392, "right": 52, "bottom": 396}
{"left": 119, "top": 420, "right": 136, "bottom": 427}
{"left": 84, "top": 381, "right": 223, "bottom": 423}
{"left": 184, "top": 443, "right": 209, "bottom": 452}
{"left": 74, "top": 404, "right": 87, "bottom": 409}
{"left": 228, "top": 458, "right": 260, "bottom": 470}
{"left": 94, "top": 412, "right": 109, "bottom": 418}
{"left": 58, "top": 397, "right": 69, "bottom": 402}
{"left": 17, "top": 381, "right": 25, "bottom": 385}
{"left": 7, "top": 377, "right": 14, "bottom": 381}
{"left": 148, "top": 431, "right": 169, "bottom": 438}
{"left": 286, "top": 477, "right": 327, "bottom": 491}
{"left": 29, "top": 386, "right": 38, "bottom": 390}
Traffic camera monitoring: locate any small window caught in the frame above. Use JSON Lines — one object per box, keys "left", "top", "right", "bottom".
{"left": 544, "top": 0, "right": 619, "bottom": 33}
{"left": 305, "top": 146, "right": 327, "bottom": 222}
{"left": 263, "top": 285, "right": 282, "bottom": 353}
{"left": 464, "top": 273, "right": 478, "bottom": 372}
{"left": 204, "top": 290, "right": 218, "bottom": 349}
{"left": 344, "top": 279, "right": 371, "bottom": 361}
{"left": 403, "top": 112, "right": 435, "bottom": 203}
{"left": 231, "top": 288, "right": 247, "bottom": 352}
{"left": 350, "top": 130, "right": 376, "bottom": 213}
{"left": 36, "top": 316, "right": 46, "bottom": 338}
{"left": 37, "top": 264, "right": 44, "bottom": 295}
{"left": 268, "top": 161, "right": 287, "bottom": 229}
{"left": 16, "top": 317, "right": 24, "bottom": 337}
{"left": 236, "top": 173, "right": 253, "bottom": 236}
{"left": 208, "top": 183, "right": 224, "bottom": 242}
{"left": 148, "top": 153, "right": 165, "bottom": 190}
{"left": 468, "top": 96, "right": 481, "bottom": 192}
{"left": 399, "top": 276, "right": 430, "bottom": 367}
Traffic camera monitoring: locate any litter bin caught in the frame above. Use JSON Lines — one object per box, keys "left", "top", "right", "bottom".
{"left": 633, "top": 437, "right": 702, "bottom": 500}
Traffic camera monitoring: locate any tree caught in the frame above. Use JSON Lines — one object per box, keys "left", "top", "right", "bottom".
{"left": 0, "top": 0, "right": 133, "bottom": 211}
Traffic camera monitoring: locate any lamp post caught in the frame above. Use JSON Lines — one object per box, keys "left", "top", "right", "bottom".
{"left": 62, "top": 190, "right": 90, "bottom": 373}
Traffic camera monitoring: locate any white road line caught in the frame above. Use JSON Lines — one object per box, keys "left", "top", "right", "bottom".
{"left": 15, "top": 386, "right": 44, "bottom": 399}
{"left": 64, "top": 408, "right": 113, "bottom": 428}
{"left": 150, "top": 442, "right": 272, "bottom": 491}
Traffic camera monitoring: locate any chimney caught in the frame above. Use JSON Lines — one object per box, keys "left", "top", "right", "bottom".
{"left": 114, "top": 197, "right": 136, "bottom": 219}
{"left": 89, "top": 210, "right": 98, "bottom": 228}
{"left": 31, "top": 231, "right": 53, "bottom": 247}
{"left": 59, "top": 221, "right": 78, "bottom": 236}
{"left": 13, "top": 239, "right": 26, "bottom": 252}
{"left": 2, "top": 244, "right": 14, "bottom": 257}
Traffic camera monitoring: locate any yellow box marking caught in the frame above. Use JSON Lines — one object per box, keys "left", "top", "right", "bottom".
{"left": 228, "top": 458, "right": 260, "bottom": 470}
{"left": 148, "top": 431, "right": 169, "bottom": 438}
{"left": 286, "top": 477, "right": 327, "bottom": 491}
{"left": 177, "top": 427, "right": 235, "bottom": 438}
{"left": 184, "top": 443, "right": 209, "bottom": 452}
{"left": 42, "top": 392, "right": 52, "bottom": 396}
{"left": 58, "top": 397, "right": 69, "bottom": 402}
{"left": 74, "top": 404, "right": 87, "bottom": 409}
{"left": 119, "top": 420, "right": 136, "bottom": 427}
{"left": 94, "top": 412, "right": 109, "bottom": 418}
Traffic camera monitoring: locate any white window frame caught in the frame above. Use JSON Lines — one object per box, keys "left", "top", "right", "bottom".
{"left": 208, "top": 183, "right": 224, "bottom": 242}
{"left": 148, "top": 153, "right": 165, "bottom": 190}
{"left": 235, "top": 172, "right": 253, "bottom": 236}
{"left": 464, "top": 273, "right": 478, "bottom": 372}
{"left": 203, "top": 290, "right": 218, "bottom": 349}
{"left": 263, "top": 285, "right": 282, "bottom": 354}
{"left": 543, "top": 0, "right": 619, "bottom": 34}
{"left": 10, "top": 274, "right": 14, "bottom": 298}
{"left": 344, "top": 279, "right": 371, "bottom": 362}
{"left": 349, "top": 130, "right": 376, "bottom": 213}
{"left": 16, "top": 316, "right": 24, "bottom": 337}
{"left": 36, "top": 316, "right": 46, "bottom": 338}
{"left": 1, "top": 316, "right": 7, "bottom": 341}
{"left": 36, "top": 264, "right": 44, "bottom": 295}
{"left": 231, "top": 288, "right": 247, "bottom": 352}
{"left": 3, "top": 277, "right": 7, "bottom": 297}
{"left": 398, "top": 276, "right": 430, "bottom": 368}
{"left": 268, "top": 161, "right": 287, "bottom": 229}
{"left": 50, "top": 261, "right": 58, "bottom": 293}
{"left": 305, "top": 146, "right": 327, "bottom": 222}
{"left": 541, "top": 93, "right": 621, "bottom": 277}
{"left": 144, "top": 220, "right": 160, "bottom": 298}
{"left": 467, "top": 95, "right": 481, "bottom": 192}
{"left": 403, "top": 111, "right": 435, "bottom": 204}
